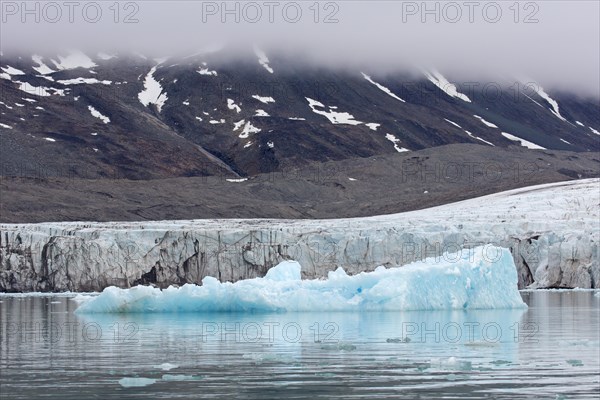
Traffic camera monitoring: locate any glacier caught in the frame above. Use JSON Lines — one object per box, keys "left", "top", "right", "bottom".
{"left": 1, "top": 179, "right": 598, "bottom": 292}
{"left": 74, "top": 246, "right": 526, "bottom": 313}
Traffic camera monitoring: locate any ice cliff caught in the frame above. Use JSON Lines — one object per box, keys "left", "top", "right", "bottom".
{"left": 1, "top": 179, "right": 598, "bottom": 292}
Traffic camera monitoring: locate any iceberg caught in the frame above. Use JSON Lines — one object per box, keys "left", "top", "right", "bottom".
{"left": 74, "top": 245, "right": 526, "bottom": 313}
{"left": 118, "top": 377, "right": 157, "bottom": 388}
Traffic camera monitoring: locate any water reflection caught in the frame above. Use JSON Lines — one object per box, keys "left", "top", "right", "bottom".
{"left": 0, "top": 292, "right": 598, "bottom": 399}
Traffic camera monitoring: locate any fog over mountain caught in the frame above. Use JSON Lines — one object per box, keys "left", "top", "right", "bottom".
{"left": 2, "top": 1, "right": 599, "bottom": 97}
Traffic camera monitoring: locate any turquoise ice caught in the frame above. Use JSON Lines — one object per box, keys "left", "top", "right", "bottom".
{"left": 75, "top": 245, "right": 526, "bottom": 313}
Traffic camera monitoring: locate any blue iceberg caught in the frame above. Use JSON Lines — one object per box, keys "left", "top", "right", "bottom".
{"left": 74, "top": 245, "right": 526, "bottom": 313}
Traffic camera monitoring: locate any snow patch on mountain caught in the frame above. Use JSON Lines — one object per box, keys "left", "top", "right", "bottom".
{"left": 473, "top": 115, "right": 498, "bottom": 128}
{"left": 233, "top": 119, "right": 246, "bottom": 131}
{"left": 138, "top": 66, "right": 168, "bottom": 112}
{"left": 0, "top": 123, "right": 13, "bottom": 129}
{"left": 239, "top": 122, "right": 261, "bottom": 138}
{"left": 227, "top": 99, "right": 241, "bottom": 113}
{"left": 365, "top": 123, "right": 380, "bottom": 131}
{"left": 16, "top": 82, "right": 66, "bottom": 97}
{"left": 1, "top": 66, "right": 25, "bottom": 75}
{"left": 465, "top": 131, "right": 494, "bottom": 146}
{"left": 425, "top": 71, "right": 471, "bottom": 102}
{"left": 57, "top": 78, "right": 112, "bottom": 85}
{"left": 306, "top": 98, "right": 362, "bottom": 125}
{"left": 52, "top": 51, "right": 97, "bottom": 70}
{"left": 197, "top": 67, "right": 218, "bottom": 76}
{"left": 589, "top": 127, "right": 600, "bottom": 135}
{"left": 88, "top": 105, "right": 110, "bottom": 124}
{"left": 252, "top": 95, "right": 275, "bottom": 104}
{"left": 385, "top": 133, "right": 410, "bottom": 152}
{"left": 501, "top": 132, "right": 545, "bottom": 149}
{"left": 575, "top": 121, "right": 584, "bottom": 127}
{"left": 255, "top": 109, "right": 269, "bottom": 117}
{"left": 532, "top": 84, "right": 566, "bottom": 122}
{"left": 444, "top": 119, "right": 462, "bottom": 128}
{"left": 254, "top": 46, "right": 274, "bottom": 74}
{"left": 361, "top": 72, "right": 405, "bottom": 102}
{"left": 31, "top": 55, "right": 56, "bottom": 75}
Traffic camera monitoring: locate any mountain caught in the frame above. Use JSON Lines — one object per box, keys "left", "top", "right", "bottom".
{"left": 1, "top": 48, "right": 599, "bottom": 181}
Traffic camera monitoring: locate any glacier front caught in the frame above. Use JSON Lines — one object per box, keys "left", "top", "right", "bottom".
{"left": 75, "top": 245, "right": 526, "bottom": 313}
{"left": 1, "top": 179, "right": 598, "bottom": 292}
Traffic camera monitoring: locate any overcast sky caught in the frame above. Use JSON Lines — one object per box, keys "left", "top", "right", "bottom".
{"left": 1, "top": 1, "right": 599, "bottom": 96}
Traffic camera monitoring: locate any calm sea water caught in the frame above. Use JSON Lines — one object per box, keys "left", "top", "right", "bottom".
{"left": 0, "top": 291, "right": 598, "bottom": 399}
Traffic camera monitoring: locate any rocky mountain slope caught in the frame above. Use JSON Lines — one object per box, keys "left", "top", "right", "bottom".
{"left": 1, "top": 49, "right": 599, "bottom": 180}
{"left": 1, "top": 144, "right": 599, "bottom": 223}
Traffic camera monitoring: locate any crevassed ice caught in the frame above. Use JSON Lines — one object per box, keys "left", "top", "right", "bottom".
{"left": 75, "top": 245, "right": 526, "bottom": 313}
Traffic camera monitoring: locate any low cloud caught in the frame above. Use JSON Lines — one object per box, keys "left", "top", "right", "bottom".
{"left": 1, "top": 1, "right": 598, "bottom": 97}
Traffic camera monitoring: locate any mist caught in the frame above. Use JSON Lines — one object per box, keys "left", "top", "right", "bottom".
{"left": 1, "top": 1, "right": 598, "bottom": 97}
